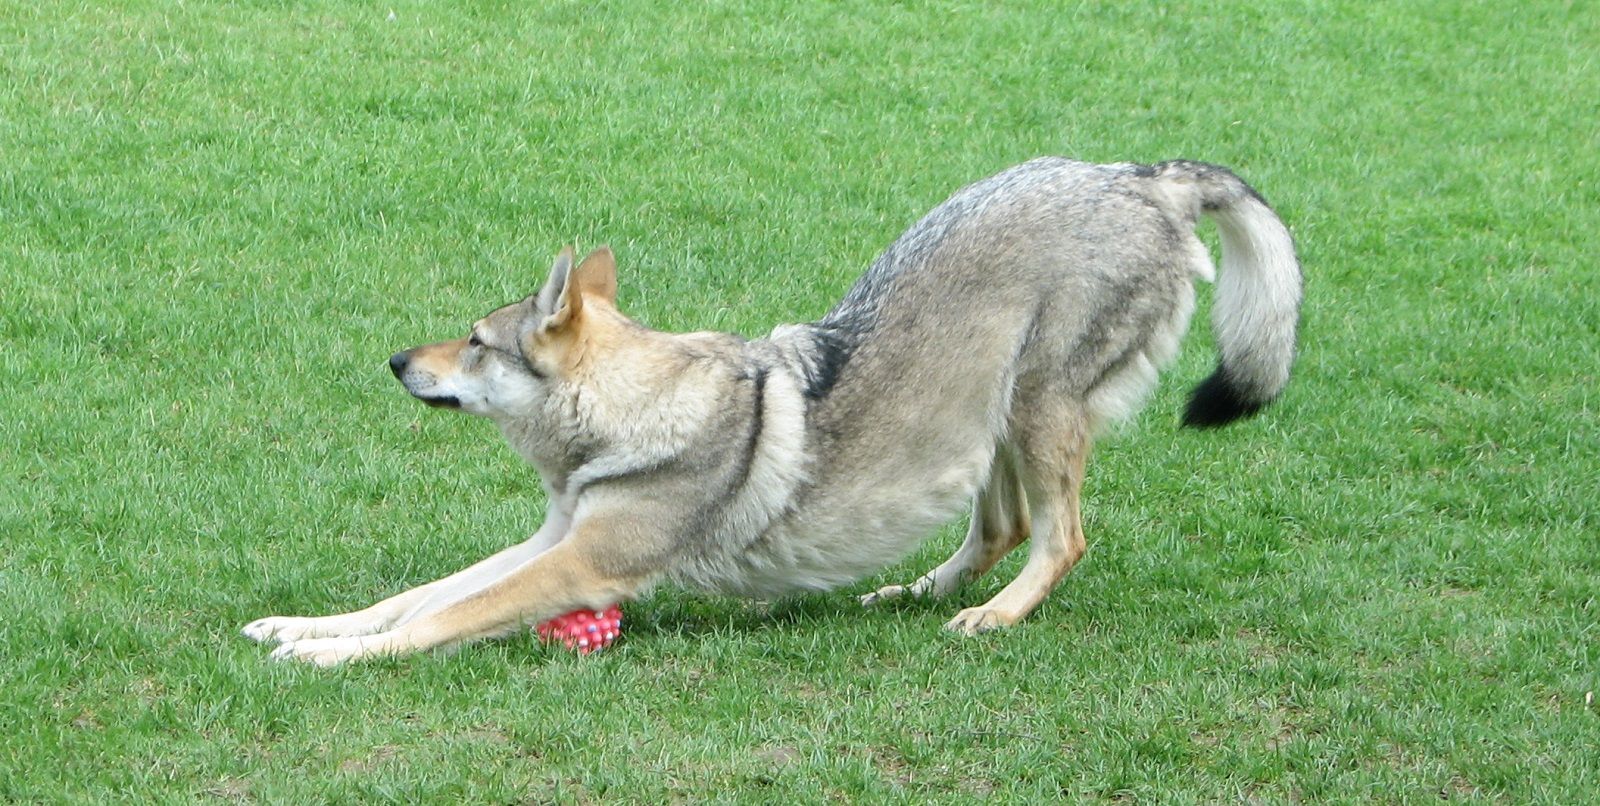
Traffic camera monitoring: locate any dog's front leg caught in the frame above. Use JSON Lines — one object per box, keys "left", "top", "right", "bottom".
{"left": 242, "top": 507, "right": 572, "bottom": 645}
{"left": 270, "top": 517, "right": 650, "bottom": 666}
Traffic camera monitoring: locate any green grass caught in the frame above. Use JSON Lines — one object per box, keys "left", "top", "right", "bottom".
{"left": 3, "top": 0, "right": 1597, "bottom": 800}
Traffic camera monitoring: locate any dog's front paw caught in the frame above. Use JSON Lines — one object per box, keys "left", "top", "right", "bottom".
{"left": 241, "top": 616, "right": 320, "bottom": 644}
{"left": 944, "top": 607, "right": 1019, "bottom": 636}
{"left": 269, "top": 636, "right": 373, "bottom": 667}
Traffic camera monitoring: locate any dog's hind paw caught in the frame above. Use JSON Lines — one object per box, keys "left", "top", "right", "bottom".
{"left": 944, "top": 607, "right": 1019, "bottom": 636}
{"left": 858, "top": 584, "right": 909, "bottom": 607}
{"left": 860, "top": 573, "right": 944, "bottom": 607}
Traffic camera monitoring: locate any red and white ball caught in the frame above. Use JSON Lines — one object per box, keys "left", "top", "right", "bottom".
{"left": 535, "top": 605, "right": 622, "bottom": 654}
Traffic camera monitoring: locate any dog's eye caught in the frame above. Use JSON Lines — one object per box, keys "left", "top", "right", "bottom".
{"left": 468, "top": 333, "right": 483, "bottom": 348}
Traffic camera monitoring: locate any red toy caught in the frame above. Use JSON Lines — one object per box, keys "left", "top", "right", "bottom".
{"left": 535, "top": 605, "right": 623, "bottom": 654}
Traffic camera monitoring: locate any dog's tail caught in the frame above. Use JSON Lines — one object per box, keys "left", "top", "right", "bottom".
{"left": 1157, "top": 160, "right": 1302, "bottom": 428}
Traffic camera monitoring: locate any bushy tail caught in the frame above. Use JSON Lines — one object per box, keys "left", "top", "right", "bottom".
{"left": 1157, "top": 161, "right": 1302, "bottom": 428}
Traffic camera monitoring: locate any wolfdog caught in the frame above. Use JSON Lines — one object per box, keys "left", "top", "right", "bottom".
{"left": 244, "top": 158, "right": 1300, "bottom": 665}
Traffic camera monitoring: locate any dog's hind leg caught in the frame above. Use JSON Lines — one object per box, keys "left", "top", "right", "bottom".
{"left": 945, "top": 407, "right": 1089, "bottom": 635}
{"left": 860, "top": 443, "right": 1030, "bottom": 606}
{"left": 242, "top": 510, "right": 570, "bottom": 644}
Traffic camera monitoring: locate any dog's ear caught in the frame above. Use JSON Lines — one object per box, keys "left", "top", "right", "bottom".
{"left": 570, "top": 246, "right": 618, "bottom": 305}
{"left": 540, "top": 246, "right": 618, "bottom": 333}
{"left": 535, "top": 246, "right": 575, "bottom": 314}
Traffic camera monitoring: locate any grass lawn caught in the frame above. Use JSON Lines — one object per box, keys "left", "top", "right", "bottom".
{"left": 3, "top": 0, "right": 1597, "bottom": 800}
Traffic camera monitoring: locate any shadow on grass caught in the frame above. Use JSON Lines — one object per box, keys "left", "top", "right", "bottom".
{"left": 615, "top": 579, "right": 1000, "bottom": 642}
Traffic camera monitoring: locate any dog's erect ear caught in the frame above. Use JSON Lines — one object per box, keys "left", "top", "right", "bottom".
{"left": 540, "top": 246, "right": 618, "bottom": 333}
{"left": 535, "top": 246, "right": 575, "bottom": 314}
{"left": 570, "top": 246, "right": 618, "bottom": 305}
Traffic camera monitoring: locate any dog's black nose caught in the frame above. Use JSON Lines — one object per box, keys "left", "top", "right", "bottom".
{"left": 389, "top": 352, "right": 409, "bottom": 378}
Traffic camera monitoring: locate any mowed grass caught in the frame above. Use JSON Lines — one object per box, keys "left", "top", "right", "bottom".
{"left": 3, "top": 0, "right": 1597, "bottom": 800}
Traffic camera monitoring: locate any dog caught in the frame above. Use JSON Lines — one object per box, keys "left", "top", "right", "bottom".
{"left": 243, "top": 157, "right": 1300, "bottom": 666}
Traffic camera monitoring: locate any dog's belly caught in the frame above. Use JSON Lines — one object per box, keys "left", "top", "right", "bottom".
{"left": 664, "top": 442, "right": 994, "bottom": 599}
{"left": 667, "top": 521, "right": 937, "bottom": 599}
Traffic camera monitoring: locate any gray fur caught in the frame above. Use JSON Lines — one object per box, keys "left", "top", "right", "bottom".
{"left": 654, "top": 157, "right": 1301, "bottom": 599}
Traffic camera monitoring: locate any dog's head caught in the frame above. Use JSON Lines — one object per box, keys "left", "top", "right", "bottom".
{"left": 388, "top": 246, "right": 621, "bottom": 421}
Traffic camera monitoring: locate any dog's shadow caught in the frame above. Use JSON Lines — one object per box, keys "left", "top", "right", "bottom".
{"left": 615, "top": 581, "right": 991, "bottom": 642}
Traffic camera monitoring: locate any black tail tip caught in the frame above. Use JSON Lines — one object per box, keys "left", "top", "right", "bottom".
{"left": 1182, "top": 367, "right": 1268, "bottom": 429}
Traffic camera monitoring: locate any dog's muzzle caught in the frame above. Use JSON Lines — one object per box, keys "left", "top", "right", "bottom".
{"left": 388, "top": 351, "right": 461, "bottom": 409}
